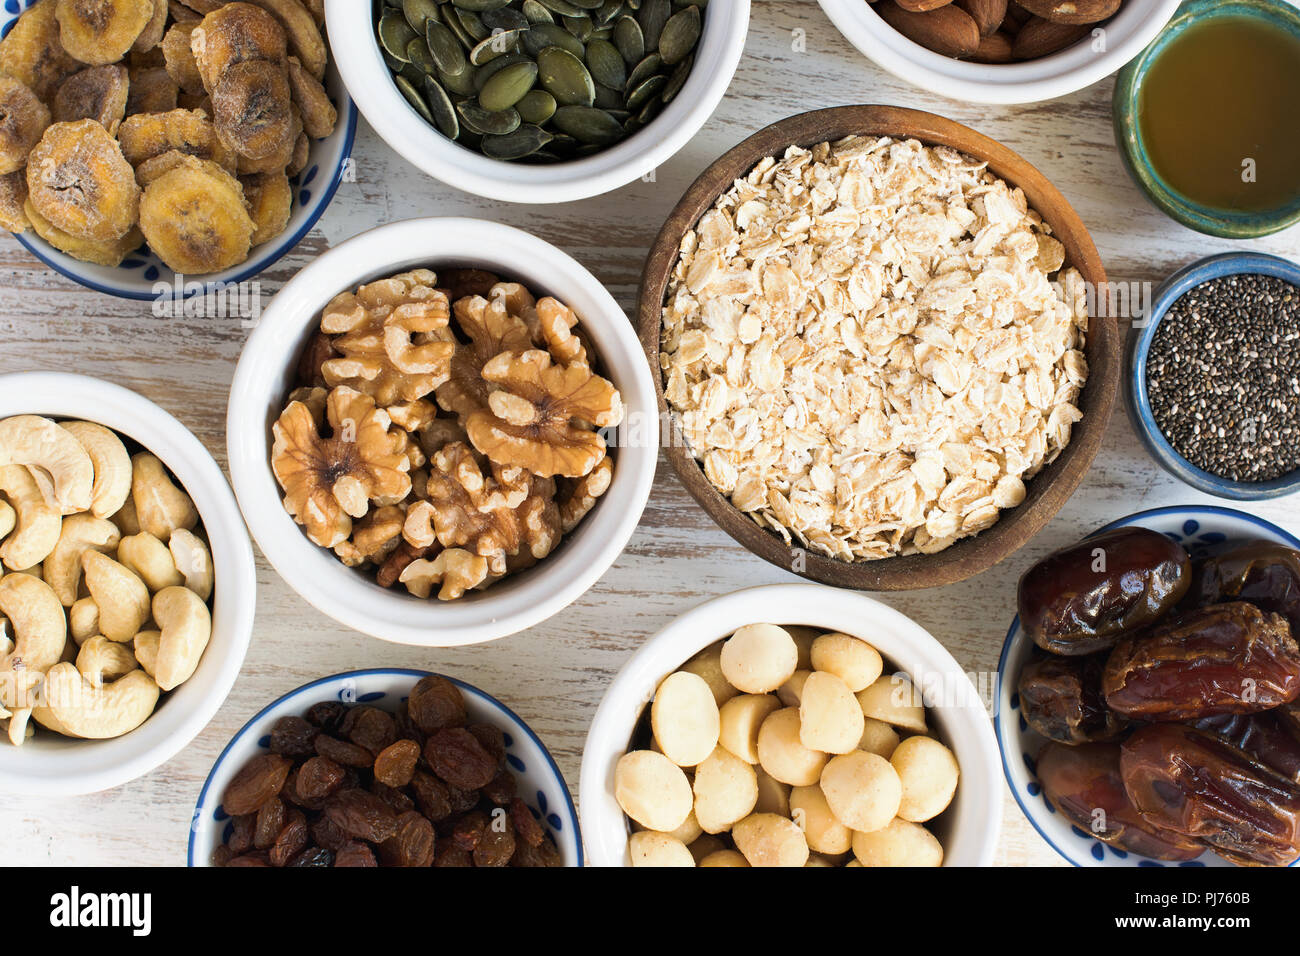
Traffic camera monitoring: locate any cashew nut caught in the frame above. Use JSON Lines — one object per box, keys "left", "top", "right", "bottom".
{"left": 133, "top": 629, "right": 160, "bottom": 678}
{"left": 110, "top": 495, "right": 141, "bottom": 536}
{"left": 0, "top": 573, "right": 67, "bottom": 675}
{"left": 60, "top": 421, "right": 132, "bottom": 519}
{"left": 168, "top": 529, "right": 213, "bottom": 601}
{"left": 31, "top": 662, "right": 159, "bottom": 739}
{"left": 76, "top": 635, "right": 138, "bottom": 685}
{"left": 81, "top": 551, "right": 150, "bottom": 643}
{"left": 0, "top": 500, "right": 14, "bottom": 541}
{"left": 151, "top": 586, "right": 210, "bottom": 692}
{"left": 69, "top": 597, "right": 99, "bottom": 646}
{"left": 117, "top": 532, "right": 183, "bottom": 593}
{"left": 0, "top": 415, "right": 94, "bottom": 515}
{"left": 0, "top": 465, "right": 61, "bottom": 571}
{"left": 44, "top": 514, "right": 122, "bottom": 606}
{"left": 6, "top": 707, "right": 32, "bottom": 746}
{"left": 131, "top": 453, "right": 198, "bottom": 541}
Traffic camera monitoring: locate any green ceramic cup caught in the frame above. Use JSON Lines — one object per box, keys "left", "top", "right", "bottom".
{"left": 1113, "top": 0, "right": 1300, "bottom": 238}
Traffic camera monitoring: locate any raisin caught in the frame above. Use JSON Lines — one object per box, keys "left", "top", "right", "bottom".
{"left": 324, "top": 789, "right": 399, "bottom": 843}
{"left": 305, "top": 700, "right": 348, "bottom": 732}
{"left": 371, "top": 779, "right": 416, "bottom": 814}
{"left": 512, "top": 833, "right": 562, "bottom": 868}
{"left": 408, "top": 675, "right": 466, "bottom": 733}
{"left": 296, "top": 755, "right": 347, "bottom": 801}
{"left": 410, "top": 770, "right": 453, "bottom": 821}
{"left": 269, "top": 810, "right": 309, "bottom": 867}
{"left": 509, "top": 797, "right": 544, "bottom": 848}
{"left": 315, "top": 733, "right": 374, "bottom": 768}
{"left": 310, "top": 814, "right": 350, "bottom": 851}
{"left": 482, "top": 768, "right": 516, "bottom": 805}
{"left": 451, "top": 810, "right": 488, "bottom": 852}
{"left": 211, "top": 845, "right": 233, "bottom": 867}
{"left": 474, "top": 813, "right": 516, "bottom": 867}
{"left": 268, "top": 715, "right": 317, "bottom": 757}
{"left": 378, "top": 811, "right": 435, "bottom": 867}
{"left": 287, "top": 846, "right": 334, "bottom": 867}
{"left": 394, "top": 701, "right": 426, "bottom": 749}
{"left": 343, "top": 705, "right": 396, "bottom": 756}
{"left": 446, "top": 782, "right": 479, "bottom": 815}
{"left": 425, "top": 728, "right": 497, "bottom": 790}
{"left": 433, "top": 841, "right": 473, "bottom": 867}
{"left": 226, "top": 853, "right": 271, "bottom": 866}
{"left": 468, "top": 723, "right": 506, "bottom": 767}
{"left": 253, "top": 796, "right": 286, "bottom": 849}
{"left": 221, "top": 753, "right": 292, "bottom": 815}
{"left": 227, "top": 814, "right": 256, "bottom": 855}
{"left": 334, "top": 841, "right": 379, "bottom": 867}
{"left": 374, "top": 738, "right": 420, "bottom": 788}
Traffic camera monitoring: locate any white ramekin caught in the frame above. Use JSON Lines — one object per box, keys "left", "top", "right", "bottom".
{"left": 227, "top": 217, "right": 657, "bottom": 647}
{"left": 817, "top": 0, "right": 1182, "bottom": 104}
{"left": 326, "top": 1, "right": 750, "bottom": 202}
{"left": 0, "top": 373, "right": 257, "bottom": 795}
{"left": 579, "top": 583, "right": 1002, "bottom": 866}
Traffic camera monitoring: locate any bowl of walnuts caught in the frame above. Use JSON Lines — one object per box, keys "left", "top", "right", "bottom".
{"left": 0, "top": 0, "right": 355, "bottom": 300}
{"left": 227, "top": 216, "right": 657, "bottom": 647}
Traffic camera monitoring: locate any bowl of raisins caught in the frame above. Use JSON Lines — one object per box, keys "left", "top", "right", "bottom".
{"left": 189, "top": 668, "right": 579, "bottom": 867}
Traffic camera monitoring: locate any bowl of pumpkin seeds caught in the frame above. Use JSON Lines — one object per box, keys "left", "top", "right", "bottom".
{"left": 330, "top": 0, "right": 749, "bottom": 202}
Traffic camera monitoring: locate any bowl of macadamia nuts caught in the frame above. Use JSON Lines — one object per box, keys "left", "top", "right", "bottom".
{"left": 227, "top": 216, "right": 657, "bottom": 647}
{"left": 580, "top": 584, "right": 1001, "bottom": 866}
{"left": 0, "top": 372, "right": 256, "bottom": 795}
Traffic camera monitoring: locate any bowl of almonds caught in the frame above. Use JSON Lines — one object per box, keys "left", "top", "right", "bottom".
{"left": 227, "top": 216, "right": 657, "bottom": 646}
{"left": 817, "top": 0, "right": 1182, "bottom": 104}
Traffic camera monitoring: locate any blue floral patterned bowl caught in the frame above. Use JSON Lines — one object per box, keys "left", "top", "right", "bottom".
{"left": 996, "top": 505, "right": 1300, "bottom": 868}
{"left": 1, "top": 0, "right": 356, "bottom": 301}
{"left": 188, "top": 668, "right": 581, "bottom": 866}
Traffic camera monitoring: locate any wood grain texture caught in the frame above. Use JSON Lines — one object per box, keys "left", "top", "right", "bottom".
{"left": 0, "top": 0, "right": 1297, "bottom": 867}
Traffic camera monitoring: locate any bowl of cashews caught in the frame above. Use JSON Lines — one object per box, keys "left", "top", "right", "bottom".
{"left": 0, "top": 372, "right": 256, "bottom": 795}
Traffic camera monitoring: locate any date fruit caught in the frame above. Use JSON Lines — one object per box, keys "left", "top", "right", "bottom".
{"left": 1018, "top": 527, "right": 1190, "bottom": 656}
{"left": 1017, "top": 652, "right": 1127, "bottom": 744}
{"left": 1192, "top": 541, "right": 1300, "bottom": 634}
{"left": 1103, "top": 602, "right": 1300, "bottom": 721}
{"left": 1194, "top": 712, "right": 1300, "bottom": 784}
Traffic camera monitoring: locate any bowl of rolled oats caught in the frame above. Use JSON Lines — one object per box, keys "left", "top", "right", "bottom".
{"left": 640, "top": 105, "right": 1119, "bottom": 591}
{"left": 227, "top": 217, "right": 657, "bottom": 646}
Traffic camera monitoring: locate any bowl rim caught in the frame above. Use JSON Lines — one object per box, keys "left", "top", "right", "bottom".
{"left": 578, "top": 582, "right": 1003, "bottom": 867}
{"left": 1112, "top": 0, "right": 1300, "bottom": 239}
{"left": 994, "top": 504, "right": 1300, "bottom": 867}
{"left": 637, "top": 104, "right": 1119, "bottom": 592}
{"left": 817, "top": 0, "right": 1184, "bottom": 105}
{"left": 1125, "top": 250, "right": 1300, "bottom": 500}
{"left": 326, "top": 0, "right": 750, "bottom": 203}
{"left": 186, "top": 666, "right": 583, "bottom": 866}
{"left": 0, "top": 371, "right": 257, "bottom": 795}
{"left": 226, "top": 216, "right": 658, "bottom": 646}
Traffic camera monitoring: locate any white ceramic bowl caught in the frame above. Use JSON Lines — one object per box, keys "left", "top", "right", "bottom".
{"left": 326, "top": 0, "right": 749, "bottom": 202}
{"left": 997, "top": 505, "right": 1300, "bottom": 867}
{"left": 817, "top": 0, "right": 1182, "bottom": 104}
{"left": 1, "top": 0, "right": 357, "bottom": 300}
{"left": 580, "top": 583, "right": 1002, "bottom": 866}
{"left": 189, "top": 668, "right": 581, "bottom": 866}
{"left": 0, "top": 372, "right": 257, "bottom": 795}
{"left": 227, "top": 217, "right": 657, "bottom": 646}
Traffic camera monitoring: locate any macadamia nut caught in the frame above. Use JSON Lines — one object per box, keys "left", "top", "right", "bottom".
{"left": 721, "top": 623, "right": 798, "bottom": 694}
{"left": 891, "top": 735, "right": 959, "bottom": 823}
{"left": 732, "top": 812, "right": 809, "bottom": 867}
{"left": 790, "top": 784, "right": 852, "bottom": 855}
{"left": 810, "top": 632, "right": 883, "bottom": 692}
{"left": 628, "top": 830, "right": 694, "bottom": 867}
{"left": 798, "top": 671, "right": 865, "bottom": 754}
{"left": 693, "top": 745, "right": 758, "bottom": 834}
{"left": 718, "top": 693, "right": 780, "bottom": 763}
{"left": 756, "top": 706, "right": 828, "bottom": 786}
{"left": 857, "top": 674, "right": 927, "bottom": 733}
{"left": 859, "top": 717, "right": 901, "bottom": 758}
{"left": 820, "top": 750, "right": 901, "bottom": 833}
{"left": 614, "top": 750, "right": 693, "bottom": 832}
{"left": 852, "top": 818, "right": 944, "bottom": 867}
{"left": 651, "top": 670, "right": 720, "bottom": 767}
{"left": 679, "top": 644, "right": 739, "bottom": 708}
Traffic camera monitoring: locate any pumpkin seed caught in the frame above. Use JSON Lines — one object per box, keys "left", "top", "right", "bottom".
{"left": 635, "top": 92, "right": 661, "bottom": 124}
{"left": 426, "top": 21, "right": 468, "bottom": 74}
{"left": 473, "top": 51, "right": 530, "bottom": 90}
{"left": 440, "top": 63, "right": 478, "bottom": 95}
{"left": 482, "top": 6, "right": 529, "bottom": 30}
{"left": 423, "top": 75, "right": 460, "bottom": 138}
{"left": 521, "top": 0, "right": 554, "bottom": 23}
{"left": 403, "top": 0, "right": 442, "bottom": 31}
{"left": 584, "top": 37, "right": 626, "bottom": 89}
{"left": 661, "top": 51, "right": 691, "bottom": 103}
{"left": 481, "top": 123, "right": 553, "bottom": 159}
{"left": 451, "top": 0, "right": 512, "bottom": 9}
{"left": 395, "top": 74, "right": 435, "bottom": 123}
{"left": 658, "top": 5, "right": 700, "bottom": 66}
{"left": 536, "top": 0, "right": 585, "bottom": 13}
{"left": 568, "top": 0, "right": 605, "bottom": 8}
{"left": 407, "top": 35, "right": 438, "bottom": 74}
{"left": 400, "top": 60, "right": 426, "bottom": 85}
{"left": 470, "top": 28, "right": 524, "bottom": 65}
{"left": 625, "top": 71, "right": 665, "bottom": 110}
{"left": 478, "top": 59, "right": 538, "bottom": 110}
{"left": 516, "top": 88, "right": 557, "bottom": 123}
{"left": 552, "top": 104, "right": 623, "bottom": 144}
{"left": 592, "top": 81, "right": 623, "bottom": 109}
{"left": 625, "top": 51, "right": 661, "bottom": 91}
{"left": 613, "top": 16, "right": 644, "bottom": 64}
{"left": 522, "top": 22, "right": 585, "bottom": 57}
{"left": 379, "top": 11, "right": 419, "bottom": 60}
{"left": 453, "top": 6, "right": 490, "bottom": 41}
{"left": 637, "top": 0, "right": 670, "bottom": 50}
{"left": 537, "top": 46, "right": 595, "bottom": 106}
{"left": 595, "top": 0, "right": 624, "bottom": 25}
{"left": 563, "top": 13, "right": 593, "bottom": 42}
{"left": 457, "top": 100, "right": 522, "bottom": 134}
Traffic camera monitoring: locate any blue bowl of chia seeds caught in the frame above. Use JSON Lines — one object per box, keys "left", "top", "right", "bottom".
{"left": 1127, "top": 251, "right": 1300, "bottom": 500}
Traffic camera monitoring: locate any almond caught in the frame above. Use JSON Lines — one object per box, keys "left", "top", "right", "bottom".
{"left": 1011, "top": 16, "right": 1090, "bottom": 58}
{"left": 875, "top": 1, "right": 981, "bottom": 58}
{"left": 897, "top": 0, "right": 956, "bottom": 11}
{"left": 1016, "top": 0, "right": 1121, "bottom": 24}
{"left": 958, "top": 0, "right": 1007, "bottom": 36}
{"left": 1005, "top": 1, "right": 1035, "bottom": 27}
{"left": 972, "top": 30, "right": 1014, "bottom": 62}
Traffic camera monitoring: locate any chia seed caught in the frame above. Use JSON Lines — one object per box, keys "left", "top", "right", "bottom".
{"left": 1145, "top": 272, "right": 1300, "bottom": 483}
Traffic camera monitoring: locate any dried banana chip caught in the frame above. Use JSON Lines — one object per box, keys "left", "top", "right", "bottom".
{"left": 285, "top": 127, "right": 307, "bottom": 177}
{"left": 0, "top": 171, "right": 30, "bottom": 234}
{"left": 53, "top": 65, "right": 129, "bottom": 135}
{"left": 192, "top": 3, "right": 286, "bottom": 92}
{"left": 240, "top": 169, "right": 290, "bottom": 245}
{"left": 137, "top": 156, "right": 254, "bottom": 273}
{"left": 124, "top": 65, "right": 179, "bottom": 116}
{"left": 249, "top": 0, "right": 326, "bottom": 80}
{"left": 211, "top": 59, "right": 292, "bottom": 160}
{"left": 132, "top": 0, "right": 169, "bottom": 54}
{"left": 117, "top": 107, "right": 233, "bottom": 170}
{"left": 0, "top": 75, "right": 51, "bottom": 175}
{"left": 0, "top": 0, "right": 80, "bottom": 100}
{"left": 26, "top": 119, "right": 139, "bottom": 241}
{"left": 55, "top": 0, "right": 156, "bottom": 66}
{"left": 285, "top": 54, "right": 334, "bottom": 139}
{"left": 161, "top": 21, "right": 204, "bottom": 96}
{"left": 25, "top": 196, "right": 142, "bottom": 266}
{"left": 133, "top": 147, "right": 226, "bottom": 186}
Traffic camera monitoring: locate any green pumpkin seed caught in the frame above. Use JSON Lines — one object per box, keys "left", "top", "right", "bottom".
{"left": 636, "top": 92, "right": 661, "bottom": 124}
{"left": 568, "top": 0, "right": 605, "bottom": 8}
{"left": 423, "top": 75, "right": 460, "bottom": 138}
{"left": 478, "top": 59, "right": 538, "bottom": 110}
{"left": 379, "top": 11, "right": 419, "bottom": 60}
{"left": 451, "top": 0, "right": 511, "bottom": 12}
{"left": 658, "top": 5, "right": 700, "bottom": 66}
{"left": 522, "top": 21, "right": 585, "bottom": 57}
{"left": 426, "top": 21, "right": 468, "bottom": 73}
{"left": 592, "top": 81, "right": 623, "bottom": 109}
{"left": 403, "top": 0, "right": 442, "bottom": 31}
{"left": 552, "top": 104, "right": 623, "bottom": 144}
{"left": 563, "top": 13, "right": 593, "bottom": 42}
{"left": 625, "top": 71, "right": 665, "bottom": 109}
{"left": 457, "top": 100, "right": 522, "bottom": 134}
{"left": 395, "top": 74, "right": 435, "bottom": 123}
{"left": 481, "top": 123, "right": 553, "bottom": 159}
{"left": 382, "top": 49, "right": 406, "bottom": 72}
{"left": 521, "top": 0, "right": 554, "bottom": 23}
{"left": 637, "top": 0, "right": 670, "bottom": 49}
{"left": 613, "top": 16, "right": 644, "bottom": 64}
{"left": 537, "top": 46, "right": 595, "bottom": 106}
{"left": 399, "top": 60, "right": 425, "bottom": 85}
{"left": 439, "top": 63, "right": 478, "bottom": 95}
{"left": 547, "top": 132, "right": 579, "bottom": 152}
{"left": 470, "top": 28, "right": 524, "bottom": 65}
{"left": 482, "top": 6, "right": 529, "bottom": 30}
{"left": 661, "top": 52, "right": 691, "bottom": 104}
{"left": 536, "top": 0, "right": 585, "bottom": 13}
{"left": 453, "top": 6, "right": 490, "bottom": 42}
{"left": 595, "top": 0, "right": 625, "bottom": 25}
{"left": 584, "top": 38, "right": 626, "bottom": 89}
{"left": 407, "top": 35, "right": 437, "bottom": 74}
{"left": 516, "top": 88, "right": 557, "bottom": 123}
{"left": 625, "top": 51, "right": 661, "bottom": 91}
{"left": 473, "top": 51, "right": 530, "bottom": 90}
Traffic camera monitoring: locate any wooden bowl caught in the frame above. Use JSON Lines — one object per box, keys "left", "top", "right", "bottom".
{"left": 636, "top": 105, "right": 1119, "bottom": 591}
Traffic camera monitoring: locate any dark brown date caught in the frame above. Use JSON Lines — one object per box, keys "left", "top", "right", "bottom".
{"left": 1192, "top": 541, "right": 1300, "bottom": 633}
{"left": 1103, "top": 602, "right": 1300, "bottom": 721}
{"left": 1193, "top": 712, "right": 1300, "bottom": 784}
{"left": 1017, "top": 653, "right": 1128, "bottom": 744}
{"left": 1018, "top": 527, "right": 1190, "bottom": 655}
{"left": 1120, "top": 723, "right": 1300, "bottom": 866}
{"left": 1036, "top": 742, "right": 1202, "bottom": 861}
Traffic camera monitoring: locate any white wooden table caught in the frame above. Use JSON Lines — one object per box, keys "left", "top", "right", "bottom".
{"left": 1, "top": 0, "right": 1297, "bottom": 867}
